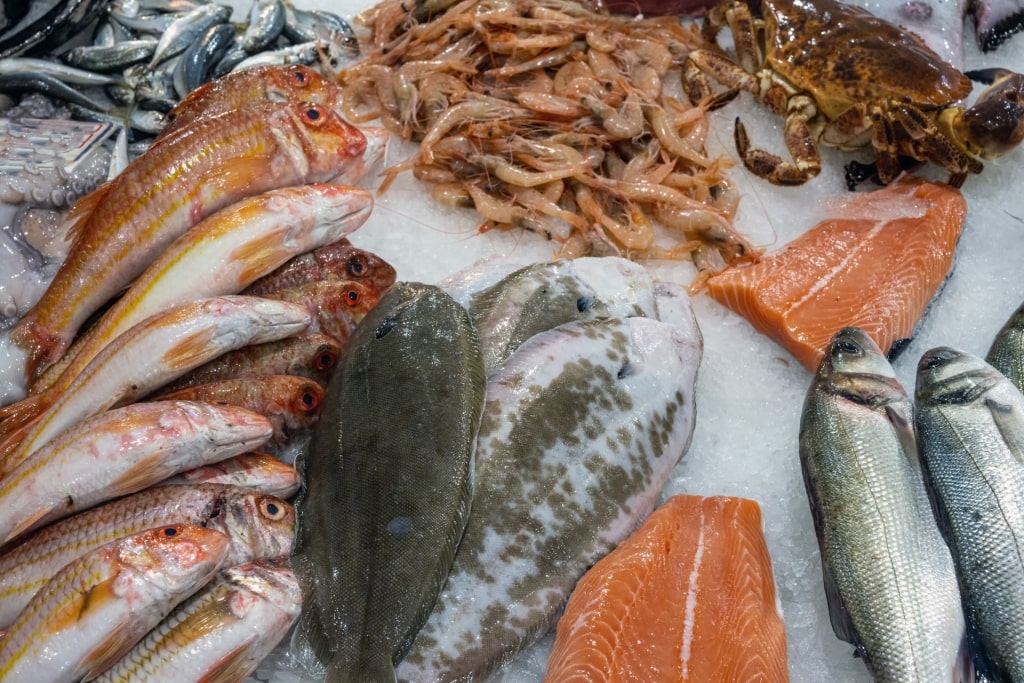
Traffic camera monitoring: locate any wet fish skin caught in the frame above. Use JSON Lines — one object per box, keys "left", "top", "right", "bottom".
{"left": 0, "top": 72, "right": 112, "bottom": 111}
{"left": 0, "top": 483, "right": 295, "bottom": 630}
{"left": 242, "top": 238, "right": 397, "bottom": 298}
{"left": 241, "top": 0, "right": 286, "bottom": 53}
{"left": 262, "top": 279, "right": 379, "bottom": 346}
{"left": 156, "top": 452, "right": 300, "bottom": 499}
{"left": 94, "top": 558, "right": 302, "bottom": 682}
{"left": 396, "top": 314, "right": 701, "bottom": 683}
{"left": 147, "top": 2, "right": 232, "bottom": 68}
{"left": 916, "top": 346, "right": 1024, "bottom": 681}
{"left": 799, "top": 327, "right": 968, "bottom": 681}
{"left": 172, "top": 20, "right": 235, "bottom": 99}
{"left": 4, "top": 99, "right": 367, "bottom": 393}
{"left": 0, "top": 523, "right": 230, "bottom": 683}
{"left": 986, "top": 299, "right": 1024, "bottom": 393}
{"left": 62, "top": 40, "right": 157, "bottom": 72}
{"left": 0, "top": 399, "right": 273, "bottom": 545}
{"left": 293, "top": 282, "right": 486, "bottom": 683}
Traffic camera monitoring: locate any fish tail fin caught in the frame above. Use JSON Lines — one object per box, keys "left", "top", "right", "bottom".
{"left": 8, "top": 317, "right": 63, "bottom": 386}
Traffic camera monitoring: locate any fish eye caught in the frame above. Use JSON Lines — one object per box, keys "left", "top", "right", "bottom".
{"left": 834, "top": 340, "right": 861, "bottom": 355}
{"left": 577, "top": 295, "right": 594, "bottom": 312}
{"left": 302, "top": 105, "right": 325, "bottom": 124}
{"left": 375, "top": 316, "right": 397, "bottom": 339}
{"left": 347, "top": 255, "right": 367, "bottom": 276}
{"left": 346, "top": 289, "right": 361, "bottom": 305}
{"left": 315, "top": 349, "right": 338, "bottom": 371}
{"left": 259, "top": 498, "right": 286, "bottom": 520}
{"left": 299, "top": 390, "right": 320, "bottom": 411}
{"left": 162, "top": 527, "right": 178, "bottom": 537}
{"left": 290, "top": 67, "right": 309, "bottom": 86}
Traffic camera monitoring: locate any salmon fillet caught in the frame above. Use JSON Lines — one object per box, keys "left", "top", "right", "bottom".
{"left": 544, "top": 494, "right": 789, "bottom": 683}
{"left": 704, "top": 175, "right": 966, "bottom": 371}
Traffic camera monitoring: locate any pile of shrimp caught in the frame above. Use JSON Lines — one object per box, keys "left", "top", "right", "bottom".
{"left": 335, "top": 0, "right": 760, "bottom": 273}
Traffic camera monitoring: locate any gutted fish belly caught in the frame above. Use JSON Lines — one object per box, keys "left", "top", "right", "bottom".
{"left": 396, "top": 314, "right": 702, "bottom": 683}
{"left": 292, "top": 282, "right": 486, "bottom": 683}
{"left": 799, "top": 328, "right": 968, "bottom": 681}
{"left": 916, "top": 347, "right": 1024, "bottom": 681}
{"left": 545, "top": 494, "right": 789, "bottom": 682}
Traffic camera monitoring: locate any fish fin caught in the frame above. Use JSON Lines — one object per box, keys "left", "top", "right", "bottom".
{"left": 195, "top": 640, "right": 258, "bottom": 683}
{"left": 955, "top": 632, "right": 977, "bottom": 683}
{"left": 3, "top": 505, "right": 55, "bottom": 545}
{"left": 0, "top": 389, "right": 49, "bottom": 440}
{"left": 80, "top": 620, "right": 139, "bottom": 680}
{"left": 62, "top": 182, "right": 113, "bottom": 246}
{"left": 885, "top": 403, "right": 920, "bottom": 467}
{"left": 198, "top": 154, "right": 276, "bottom": 198}
{"left": 986, "top": 397, "right": 1024, "bottom": 466}
{"left": 168, "top": 81, "right": 214, "bottom": 119}
{"left": 230, "top": 230, "right": 293, "bottom": 285}
{"left": 108, "top": 455, "right": 175, "bottom": 497}
{"left": 160, "top": 328, "right": 217, "bottom": 373}
{"left": 46, "top": 575, "right": 122, "bottom": 643}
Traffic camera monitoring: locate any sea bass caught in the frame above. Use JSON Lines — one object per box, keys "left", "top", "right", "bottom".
{"left": 292, "top": 282, "right": 486, "bottom": 683}
{"left": 0, "top": 400, "right": 272, "bottom": 545}
{"left": 1, "top": 99, "right": 367, "bottom": 400}
{"left": 986, "top": 298, "right": 1024, "bottom": 393}
{"left": 95, "top": 559, "right": 302, "bottom": 683}
{"left": 0, "top": 524, "right": 229, "bottom": 683}
{"left": 916, "top": 347, "right": 1024, "bottom": 681}
{"left": 396, "top": 314, "right": 701, "bottom": 682}
{"left": 799, "top": 328, "right": 969, "bottom": 681}
{"left": 0, "top": 484, "right": 294, "bottom": 630}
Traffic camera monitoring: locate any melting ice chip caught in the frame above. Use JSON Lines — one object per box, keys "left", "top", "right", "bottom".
{"left": 388, "top": 516, "right": 414, "bottom": 535}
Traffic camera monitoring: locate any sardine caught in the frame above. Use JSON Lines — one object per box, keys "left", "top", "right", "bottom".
{"left": 172, "top": 21, "right": 236, "bottom": 99}
{"left": 916, "top": 347, "right": 1024, "bottom": 681}
{"left": 147, "top": 3, "right": 232, "bottom": 68}
{"left": 1, "top": 99, "right": 367, "bottom": 399}
{"left": 0, "top": 56, "right": 122, "bottom": 85}
{"left": 231, "top": 41, "right": 319, "bottom": 73}
{"left": 396, "top": 314, "right": 701, "bottom": 682}
{"left": 987, "top": 299, "right": 1024, "bottom": 393}
{"left": 29, "top": 183, "right": 373, "bottom": 395}
{"left": 0, "top": 524, "right": 230, "bottom": 683}
{"left": 293, "top": 282, "right": 486, "bottom": 682}
{"left": 0, "top": 400, "right": 273, "bottom": 545}
{"left": 157, "top": 452, "right": 300, "bottom": 498}
{"left": 2, "top": 295, "right": 310, "bottom": 474}
{"left": 95, "top": 558, "right": 302, "bottom": 682}
{"left": 0, "top": 483, "right": 295, "bottom": 629}
{"left": 0, "top": 72, "right": 112, "bottom": 111}
{"left": 64, "top": 40, "right": 158, "bottom": 72}
{"left": 799, "top": 327, "right": 969, "bottom": 681}
{"left": 153, "top": 375, "right": 325, "bottom": 450}
{"left": 243, "top": 238, "right": 397, "bottom": 298}
{"left": 241, "top": 0, "right": 286, "bottom": 53}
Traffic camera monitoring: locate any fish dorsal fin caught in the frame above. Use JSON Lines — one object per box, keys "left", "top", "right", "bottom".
{"left": 885, "top": 403, "right": 920, "bottom": 467}
{"left": 62, "top": 182, "right": 113, "bottom": 246}
{"left": 986, "top": 397, "right": 1024, "bottom": 467}
{"left": 196, "top": 640, "right": 257, "bottom": 683}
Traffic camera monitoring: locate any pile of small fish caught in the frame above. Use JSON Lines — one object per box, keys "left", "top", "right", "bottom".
{"left": 800, "top": 314, "right": 1024, "bottom": 680}
{"left": 287, "top": 256, "right": 704, "bottom": 682}
{"left": 337, "top": 0, "right": 757, "bottom": 275}
{"left": 0, "top": 57, "right": 405, "bottom": 680}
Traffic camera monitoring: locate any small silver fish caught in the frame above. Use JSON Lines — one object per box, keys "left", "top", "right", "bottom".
{"left": 987, "top": 299, "right": 1024, "bottom": 393}
{"left": 916, "top": 346, "right": 1024, "bottom": 681}
{"left": 799, "top": 327, "right": 969, "bottom": 681}
{"left": 292, "top": 282, "right": 486, "bottom": 682}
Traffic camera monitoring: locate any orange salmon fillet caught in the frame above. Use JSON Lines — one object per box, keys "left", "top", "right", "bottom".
{"left": 704, "top": 175, "right": 966, "bottom": 371}
{"left": 544, "top": 494, "right": 788, "bottom": 683}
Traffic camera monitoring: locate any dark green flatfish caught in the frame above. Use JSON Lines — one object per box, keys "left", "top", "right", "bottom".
{"left": 292, "top": 282, "right": 485, "bottom": 683}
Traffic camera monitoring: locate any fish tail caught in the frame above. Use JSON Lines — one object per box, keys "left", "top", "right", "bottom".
{"left": 8, "top": 318, "right": 63, "bottom": 386}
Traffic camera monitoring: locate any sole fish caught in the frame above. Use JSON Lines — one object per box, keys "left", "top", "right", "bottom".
{"left": 799, "top": 327, "right": 969, "bottom": 681}
{"left": 0, "top": 523, "right": 230, "bottom": 683}
{"left": 704, "top": 175, "right": 966, "bottom": 370}
{"left": 396, "top": 314, "right": 701, "bottom": 683}
{"left": 292, "top": 282, "right": 486, "bottom": 683}
{"left": 0, "top": 484, "right": 294, "bottom": 630}
{"left": 545, "top": 494, "right": 789, "bottom": 682}
{"left": 916, "top": 347, "right": 1024, "bottom": 681}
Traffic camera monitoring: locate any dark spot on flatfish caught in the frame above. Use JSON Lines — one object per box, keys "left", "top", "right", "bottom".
{"left": 375, "top": 315, "right": 397, "bottom": 339}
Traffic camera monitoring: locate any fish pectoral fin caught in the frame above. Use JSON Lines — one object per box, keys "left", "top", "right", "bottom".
{"left": 196, "top": 640, "right": 258, "bottom": 683}
{"left": 62, "top": 181, "right": 113, "bottom": 246}
{"left": 199, "top": 154, "right": 276, "bottom": 196}
{"left": 47, "top": 575, "right": 128, "bottom": 673}
{"left": 108, "top": 454, "right": 176, "bottom": 496}
{"left": 986, "top": 397, "right": 1024, "bottom": 465}
{"left": 885, "top": 404, "right": 921, "bottom": 467}
{"left": 80, "top": 617, "right": 139, "bottom": 680}
{"left": 3, "top": 505, "right": 54, "bottom": 545}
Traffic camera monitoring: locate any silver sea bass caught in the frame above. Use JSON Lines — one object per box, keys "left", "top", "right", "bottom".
{"left": 987, "top": 299, "right": 1024, "bottom": 393}
{"left": 916, "top": 347, "right": 1024, "bottom": 681}
{"left": 396, "top": 313, "right": 702, "bottom": 683}
{"left": 799, "top": 328, "right": 969, "bottom": 682}
{"left": 292, "top": 282, "right": 486, "bottom": 683}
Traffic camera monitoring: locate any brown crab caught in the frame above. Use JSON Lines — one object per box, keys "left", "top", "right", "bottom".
{"left": 683, "top": 0, "right": 1024, "bottom": 187}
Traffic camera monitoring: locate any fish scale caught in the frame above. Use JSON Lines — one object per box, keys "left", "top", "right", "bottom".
{"left": 396, "top": 314, "right": 701, "bottom": 683}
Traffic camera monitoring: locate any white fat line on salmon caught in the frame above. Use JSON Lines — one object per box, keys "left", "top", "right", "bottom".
{"left": 790, "top": 220, "right": 888, "bottom": 312}
{"left": 679, "top": 508, "right": 706, "bottom": 677}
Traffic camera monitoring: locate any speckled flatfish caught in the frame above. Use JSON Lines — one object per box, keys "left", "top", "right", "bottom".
{"left": 459, "top": 257, "right": 658, "bottom": 374}
{"left": 396, "top": 314, "right": 702, "bottom": 682}
{"left": 291, "top": 282, "right": 486, "bottom": 683}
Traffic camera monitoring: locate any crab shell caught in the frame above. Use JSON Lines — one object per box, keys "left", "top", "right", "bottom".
{"left": 763, "top": 0, "right": 972, "bottom": 127}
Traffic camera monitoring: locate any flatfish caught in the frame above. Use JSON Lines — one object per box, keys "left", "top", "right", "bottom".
{"left": 396, "top": 314, "right": 702, "bottom": 682}
{"left": 292, "top": 282, "right": 486, "bottom": 683}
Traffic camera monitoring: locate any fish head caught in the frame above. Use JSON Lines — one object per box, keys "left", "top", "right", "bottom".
{"left": 331, "top": 125, "right": 390, "bottom": 186}
{"left": 287, "top": 102, "right": 367, "bottom": 181}
{"left": 267, "top": 64, "right": 342, "bottom": 109}
{"left": 343, "top": 248, "right": 397, "bottom": 295}
{"left": 915, "top": 346, "right": 1004, "bottom": 406}
{"left": 292, "top": 333, "right": 343, "bottom": 380}
{"left": 818, "top": 327, "right": 897, "bottom": 380}
{"left": 224, "top": 559, "right": 303, "bottom": 616}
{"left": 117, "top": 524, "right": 231, "bottom": 593}
{"left": 281, "top": 378, "right": 324, "bottom": 431}
{"left": 302, "top": 183, "right": 374, "bottom": 231}
{"left": 213, "top": 491, "right": 296, "bottom": 564}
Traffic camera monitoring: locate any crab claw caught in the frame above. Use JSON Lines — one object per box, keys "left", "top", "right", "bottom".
{"left": 947, "top": 69, "right": 1024, "bottom": 159}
